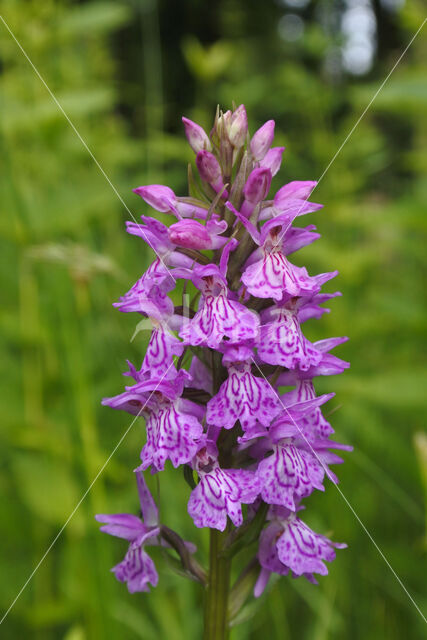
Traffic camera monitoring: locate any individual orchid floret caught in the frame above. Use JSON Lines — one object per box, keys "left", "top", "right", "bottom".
{"left": 104, "top": 370, "right": 204, "bottom": 471}
{"left": 168, "top": 217, "right": 228, "bottom": 250}
{"left": 227, "top": 104, "right": 248, "bottom": 149}
{"left": 178, "top": 246, "right": 259, "bottom": 348}
{"left": 196, "top": 150, "right": 227, "bottom": 196}
{"left": 259, "top": 146, "right": 285, "bottom": 176}
{"left": 231, "top": 210, "right": 321, "bottom": 300}
{"left": 250, "top": 119, "right": 275, "bottom": 161}
{"left": 133, "top": 372, "right": 204, "bottom": 472}
{"left": 182, "top": 116, "right": 212, "bottom": 153}
{"left": 188, "top": 446, "right": 260, "bottom": 531}
{"left": 110, "top": 544, "right": 158, "bottom": 594}
{"left": 206, "top": 345, "right": 282, "bottom": 431}
{"left": 258, "top": 297, "right": 323, "bottom": 371}
{"left": 242, "top": 224, "right": 320, "bottom": 274}
{"left": 254, "top": 506, "right": 346, "bottom": 596}
{"left": 256, "top": 437, "right": 325, "bottom": 511}
{"left": 240, "top": 167, "right": 272, "bottom": 218}
{"left": 117, "top": 214, "right": 208, "bottom": 316}
{"left": 95, "top": 471, "right": 160, "bottom": 593}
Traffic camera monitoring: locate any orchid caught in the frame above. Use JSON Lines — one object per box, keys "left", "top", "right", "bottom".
{"left": 97, "top": 105, "right": 351, "bottom": 638}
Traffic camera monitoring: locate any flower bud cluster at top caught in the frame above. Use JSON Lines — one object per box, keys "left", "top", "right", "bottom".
{"left": 96, "top": 105, "right": 351, "bottom": 596}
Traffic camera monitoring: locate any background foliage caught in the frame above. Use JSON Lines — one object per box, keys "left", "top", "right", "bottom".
{"left": 1, "top": 0, "right": 426, "bottom": 638}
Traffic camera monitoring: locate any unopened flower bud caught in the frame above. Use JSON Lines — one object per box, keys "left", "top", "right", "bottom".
{"left": 239, "top": 167, "right": 272, "bottom": 218}
{"left": 133, "top": 185, "right": 177, "bottom": 213}
{"left": 169, "top": 219, "right": 212, "bottom": 250}
{"left": 228, "top": 104, "right": 248, "bottom": 149}
{"left": 250, "top": 119, "right": 275, "bottom": 161}
{"left": 244, "top": 167, "right": 272, "bottom": 204}
{"left": 196, "top": 151, "right": 227, "bottom": 195}
{"left": 182, "top": 117, "right": 212, "bottom": 153}
{"left": 196, "top": 150, "right": 221, "bottom": 183}
{"left": 260, "top": 146, "right": 285, "bottom": 176}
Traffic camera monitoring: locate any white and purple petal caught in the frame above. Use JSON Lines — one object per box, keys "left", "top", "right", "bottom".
{"left": 206, "top": 363, "right": 282, "bottom": 430}
{"left": 276, "top": 515, "right": 346, "bottom": 577}
{"left": 257, "top": 443, "right": 325, "bottom": 510}
{"left": 188, "top": 466, "right": 260, "bottom": 530}
{"left": 258, "top": 308, "right": 323, "bottom": 371}
{"left": 139, "top": 404, "right": 204, "bottom": 471}
{"left": 242, "top": 250, "right": 319, "bottom": 301}
{"left": 180, "top": 289, "right": 259, "bottom": 348}
{"left": 112, "top": 543, "right": 159, "bottom": 593}
{"left": 141, "top": 327, "right": 183, "bottom": 379}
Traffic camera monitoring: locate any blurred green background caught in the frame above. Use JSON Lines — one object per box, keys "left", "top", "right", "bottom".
{"left": 1, "top": 0, "right": 426, "bottom": 638}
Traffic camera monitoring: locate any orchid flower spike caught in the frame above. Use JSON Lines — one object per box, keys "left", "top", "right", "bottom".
{"left": 98, "top": 105, "right": 350, "bottom": 632}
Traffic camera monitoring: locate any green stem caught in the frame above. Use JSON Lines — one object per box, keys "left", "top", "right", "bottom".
{"left": 204, "top": 529, "right": 232, "bottom": 640}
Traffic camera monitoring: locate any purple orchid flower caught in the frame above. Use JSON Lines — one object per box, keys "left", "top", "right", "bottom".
{"left": 254, "top": 506, "right": 347, "bottom": 596}
{"left": 103, "top": 370, "right": 204, "bottom": 471}
{"left": 133, "top": 371, "right": 204, "bottom": 472}
{"left": 227, "top": 205, "right": 321, "bottom": 300}
{"left": 95, "top": 471, "right": 160, "bottom": 593}
{"left": 188, "top": 446, "right": 260, "bottom": 531}
{"left": 178, "top": 242, "right": 259, "bottom": 349}
{"left": 257, "top": 442, "right": 325, "bottom": 510}
{"left": 258, "top": 297, "right": 324, "bottom": 371}
{"left": 275, "top": 337, "right": 350, "bottom": 440}
{"left": 206, "top": 344, "right": 282, "bottom": 431}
